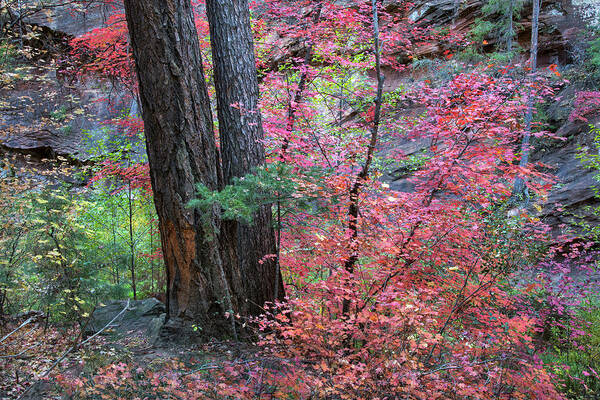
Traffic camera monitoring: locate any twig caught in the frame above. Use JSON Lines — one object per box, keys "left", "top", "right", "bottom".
{"left": 180, "top": 359, "right": 258, "bottom": 376}
{"left": 0, "top": 343, "right": 40, "bottom": 359}
{"left": 418, "top": 356, "right": 510, "bottom": 377}
{"left": 0, "top": 316, "right": 33, "bottom": 345}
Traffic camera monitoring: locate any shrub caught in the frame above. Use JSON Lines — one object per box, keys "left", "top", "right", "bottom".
{"left": 542, "top": 299, "right": 600, "bottom": 399}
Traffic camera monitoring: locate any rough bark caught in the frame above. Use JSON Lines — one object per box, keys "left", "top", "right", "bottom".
{"left": 123, "top": 0, "right": 234, "bottom": 339}
{"left": 206, "top": 0, "right": 284, "bottom": 314}
{"left": 124, "top": 0, "right": 282, "bottom": 340}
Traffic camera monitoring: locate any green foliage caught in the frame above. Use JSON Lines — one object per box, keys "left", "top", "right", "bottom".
{"left": 468, "top": 0, "right": 524, "bottom": 57}
{"left": 455, "top": 45, "right": 488, "bottom": 64}
{"left": 387, "top": 149, "right": 431, "bottom": 179}
{"left": 542, "top": 300, "right": 600, "bottom": 399}
{"left": 488, "top": 49, "right": 520, "bottom": 64}
{"left": 584, "top": 30, "right": 600, "bottom": 82}
{"left": 17, "top": 187, "right": 126, "bottom": 324}
{"left": 190, "top": 163, "right": 299, "bottom": 224}
{"left": 0, "top": 150, "right": 160, "bottom": 323}
{"left": 0, "top": 163, "right": 31, "bottom": 315}
{"left": 565, "top": 28, "right": 600, "bottom": 86}
{"left": 50, "top": 105, "right": 68, "bottom": 122}
{"left": 0, "top": 40, "right": 18, "bottom": 70}
{"left": 410, "top": 57, "right": 437, "bottom": 72}
{"left": 79, "top": 115, "right": 161, "bottom": 300}
{"left": 470, "top": 18, "right": 496, "bottom": 44}
{"left": 60, "top": 124, "right": 73, "bottom": 135}
{"left": 588, "top": 36, "right": 600, "bottom": 69}
{"left": 80, "top": 187, "right": 161, "bottom": 299}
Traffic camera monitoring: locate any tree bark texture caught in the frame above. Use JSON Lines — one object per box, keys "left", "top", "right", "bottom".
{"left": 124, "top": 0, "right": 282, "bottom": 340}
{"left": 123, "top": 0, "right": 234, "bottom": 338}
{"left": 206, "top": 0, "right": 284, "bottom": 313}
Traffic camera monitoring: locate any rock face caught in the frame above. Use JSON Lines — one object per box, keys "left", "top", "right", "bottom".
{"left": 85, "top": 299, "right": 166, "bottom": 343}
{"left": 536, "top": 118, "right": 600, "bottom": 237}
{"left": 23, "top": 1, "right": 119, "bottom": 37}
{"left": 0, "top": 67, "right": 132, "bottom": 164}
{"left": 405, "top": 0, "right": 583, "bottom": 66}
{"left": 1, "top": 2, "right": 137, "bottom": 168}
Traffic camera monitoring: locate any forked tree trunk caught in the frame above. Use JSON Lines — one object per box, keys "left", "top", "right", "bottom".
{"left": 206, "top": 0, "right": 284, "bottom": 312}
{"left": 124, "top": 0, "right": 281, "bottom": 340}
{"left": 124, "top": 0, "right": 233, "bottom": 339}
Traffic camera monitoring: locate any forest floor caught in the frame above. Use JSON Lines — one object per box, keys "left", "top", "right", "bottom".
{"left": 0, "top": 314, "right": 277, "bottom": 399}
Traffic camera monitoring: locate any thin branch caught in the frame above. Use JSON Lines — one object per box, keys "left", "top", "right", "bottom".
{"left": 0, "top": 343, "right": 40, "bottom": 359}
{"left": 0, "top": 316, "right": 33, "bottom": 345}
{"left": 512, "top": 0, "right": 542, "bottom": 204}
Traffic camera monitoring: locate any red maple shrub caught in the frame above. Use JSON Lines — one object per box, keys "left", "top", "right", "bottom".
{"left": 55, "top": 0, "right": 571, "bottom": 398}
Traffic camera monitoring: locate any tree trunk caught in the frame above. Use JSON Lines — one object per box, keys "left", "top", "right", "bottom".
{"left": 206, "top": 0, "right": 284, "bottom": 313}
{"left": 507, "top": 0, "right": 515, "bottom": 53}
{"left": 513, "top": 0, "right": 540, "bottom": 203}
{"left": 124, "top": 0, "right": 282, "bottom": 340}
{"left": 123, "top": 0, "right": 235, "bottom": 339}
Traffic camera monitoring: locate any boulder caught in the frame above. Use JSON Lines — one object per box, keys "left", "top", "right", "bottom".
{"left": 85, "top": 298, "right": 166, "bottom": 344}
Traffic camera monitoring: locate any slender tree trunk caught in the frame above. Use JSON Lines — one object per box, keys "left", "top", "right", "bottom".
{"left": 513, "top": 0, "right": 541, "bottom": 204}
{"left": 206, "top": 0, "right": 284, "bottom": 314}
{"left": 110, "top": 198, "right": 119, "bottom": 285}
{"left": 342, "top": 0, "right": 385, "bottom": 315}
{"left": 124, "top": 0, "right": 235, "bottom": 339}
{"left": 128, "top": 181, "right": 136, "bottom": 300}
{"left": 17, "top": 0, "right": 23, "bottom": 49}
{"left": 0, "top": 288, "right": 5, "bottom": 316}
{"left": 507, "top": 0, "right": 515, "bottom": 54}
{"left": 150, "top": 214, "right": 155, "bottom": 294}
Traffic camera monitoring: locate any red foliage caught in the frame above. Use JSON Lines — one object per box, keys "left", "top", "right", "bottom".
{"left": 67, "top": 12, "right": 135, "bottom": 89}
{"left": 256, "top": 62, "right": 560, "bottom": 398}
{"left": 88, "top": 160, "right": 151, "bottom": 194}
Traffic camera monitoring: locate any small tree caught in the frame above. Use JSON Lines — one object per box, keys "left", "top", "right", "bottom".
{"left": 513, "top": 0, "right": 541, "bottom": 203}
